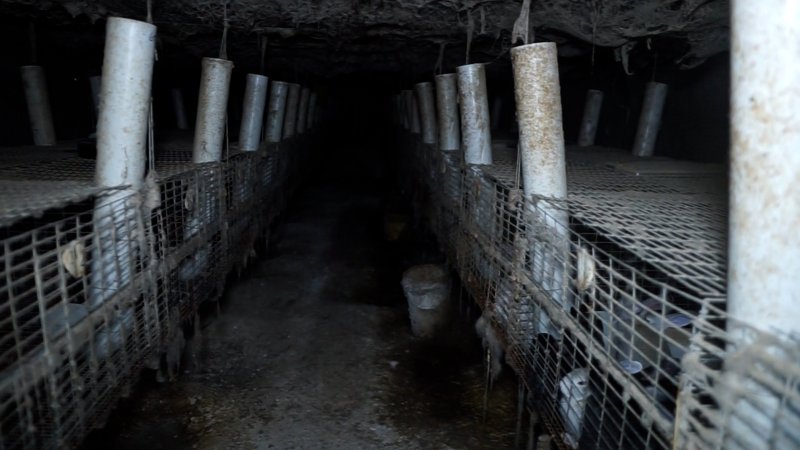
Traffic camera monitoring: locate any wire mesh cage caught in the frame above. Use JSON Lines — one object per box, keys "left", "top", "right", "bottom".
{"left": 405, "top": 134, "right": 799, "bottom": 450}
{"left": 0, "top": 134, "right": 310, "bottom": 449}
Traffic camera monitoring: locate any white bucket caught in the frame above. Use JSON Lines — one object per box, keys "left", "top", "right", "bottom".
{"left": 401, "top": 264, "right": 451, "bottom": 337}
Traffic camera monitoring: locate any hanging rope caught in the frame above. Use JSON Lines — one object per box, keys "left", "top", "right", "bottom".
{"left": 590, "top": 0, "right": 598, "bottom": 79}
{"left": 465, "top": 9, "right": 475, "bottom": 64}
{"left": 434, "top": 41, "right": 446, "bottom": 76}
{"left": 259, "top": 34, "right": 268, "bottom": 74}
{"left": 28, "top": 22, "right": 37, "bottom": 64}
{"left": 219, "top": 0, "right": 229, "bottom": 60}
{"left": 511, "top": 0, "right": 532, "bottom": 45}
{"left": 146, "top": 0, "right": 157, "bottom": 174}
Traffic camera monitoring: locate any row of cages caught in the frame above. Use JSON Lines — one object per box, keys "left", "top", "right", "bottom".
{"left": 401, "top": 131, "right": 800, "bottom": 450}
{"left": 0, "top": 136, "right": 310, "bottom": 449}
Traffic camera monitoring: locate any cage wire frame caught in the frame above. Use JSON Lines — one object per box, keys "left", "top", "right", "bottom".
{"left": 0, "top": 136, "right": 309, "bottom": 449}
{"left": 402, "top": 130, "right": 800, "bottom": 450}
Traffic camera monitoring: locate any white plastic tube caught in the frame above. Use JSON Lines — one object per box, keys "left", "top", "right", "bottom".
{"left": 264, "top": 81, "right": 289, "bottom": 143}
{"left": 91, "top": 17, "right": 156, "bottom": 308}
{"left": 238, "top": 73, "right": 268, "bottom": 151}
{"left": 632, "top": 82, "right": 667, "bottom": 157}
{"left": 729, "top": 0, "right": 800, "bottom": 340}
{"left": 193, "top": 57, "right": 234, "bottom": 163}
{"left": 297, "top": 87, "right": 310, "bottom": 134}
{"left": 171, "top": 87, "right": 189, "bottom": 130}
{"left": 415, "top": 81, "right": 437, "bottom": 144}
{"left": 457, "top": 63, "right": 492, "bottom": 165}
{"left": 435, "top": 74, "right": 460, "bottom": 151}
{"left": 283, "top": 83, "right": 300, "bottom": 138}
{"left": 577, "top": 89, "right": 603, "bottom": 147}
{"left": 511, "top": 42, "right": 569, "bottom": 333}
{"left": 20, "top": 65, "right": 56, "bottom": 146}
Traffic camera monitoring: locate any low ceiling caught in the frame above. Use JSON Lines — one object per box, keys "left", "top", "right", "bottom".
{"left": 1, "top": 0, "right": 729, "bottom": 77}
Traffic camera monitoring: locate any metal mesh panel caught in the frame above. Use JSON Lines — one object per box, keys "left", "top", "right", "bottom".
{"left": 0, "top": 136, "right": 307, "bottom": 449}
{"left": 405, "top": 134, "right": 799, "bottom": 450}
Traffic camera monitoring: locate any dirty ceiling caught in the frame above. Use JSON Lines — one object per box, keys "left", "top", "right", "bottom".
{"left": 1, "top": 0, "right": 729, "bottom": 77}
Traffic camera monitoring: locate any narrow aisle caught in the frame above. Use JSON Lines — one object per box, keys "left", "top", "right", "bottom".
{"left": 85, "top": 176, "right": 517, "bottom": 450}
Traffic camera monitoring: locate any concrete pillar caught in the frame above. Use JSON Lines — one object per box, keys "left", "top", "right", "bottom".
{"left": 238, "top": 73, "right": 268, "bottom": 151}
{"left": 435, "top": 73, "right": 460, "bottom": 151}
{"left": 193, "top": 57, "right": 234, "bottom": 163}
{"left": 577, "top": 89, "right": 603, "bottom": 147}
{"left": 632, "top": 82, "right": 667, "bottom": 157}
{"left": 415, "top": 82, "right": 437, "bottom": 145}
{"left": 20, "top": 65, "right": 56, "bottom": 146}
{"left": 457, "top": 63, "right": 492, "bottom": 165}
{"left": 264, "top": 81, "right": 289, "bottom": 143}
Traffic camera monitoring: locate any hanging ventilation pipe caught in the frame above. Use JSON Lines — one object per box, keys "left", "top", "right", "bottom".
{"left": 435, "top": 74, "right": 460, "bottom": 151}
{"left": 264, "top": 81, "right": 289, "bottom": 143}
{"left": 193, "top": 57, "right": 234, "bottom": 163}
{"left": 457, "top": 63, "right": 492, "bottom": 165}
{"left": 20, "top": 65, "right": 56, "bottom": 146}
{"left": 90, "top": 17, "right": 156, "bottom": 309}
{"left": 632, "top": 82, "right": 667, "bottom": 157}
{"left": 171, "top": 87, "right": 189, "bottom": 130}
{"left": 728, "top": 0, "right": 800, "bottom": 344}
{"left": 415, "top": 81, "right": 437, "bottom": 145}
{"left": 283, "top": 83, "right": 300, "bottom": 138}
{"left": 297, "top": 87, "right": 310, "bottom": 134}
{"left": 238, "top": 73, "right": 269, "bottom": 151}
{"left": 511, "top": 41, "right": 569, "bottom": 331}
{"left": 577, "top": 89, "right": 603, "bottom": 147}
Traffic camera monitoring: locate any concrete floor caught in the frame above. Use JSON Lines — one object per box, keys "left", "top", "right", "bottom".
{"left": 83, "top": 180, "right": 518, "bottom": 449}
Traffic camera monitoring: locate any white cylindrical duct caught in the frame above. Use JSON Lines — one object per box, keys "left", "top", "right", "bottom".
{"left": 297, "top": 87, "right": 310, "bottom": 134}
{"left": 283, "top": 83, "right": 300, "bottom": 138}
{"left": 264, "top": 81, "right": 289, "bottom": 143}
{"left": 89, "top": 75, "right": 102, "bottom": 120}
{"left": 729, "top": 0, "right": 800, "bottom": 339}
{"left": 238, "top": 73, "right": 269, "bottom": 152}
{"left": 90, "top": 17, "right": 156, "bottom": 313}
{"left": 171, "top": 87, "right": 189, "bottom": 130}
{"left": 457, "top": 63, "right": 492, "bottom": 165}
{"left": 20, "top": 65, "right": 56, "bottom": 146}
{"left": 435, "top": 73, "right": 460, "bottom": 151}
{"left": 415, "top": 81, "right": 437, "bottom": 144}
{"left": 511, "top": 43, "right": 567, "bottom": 200}
{"left": 95, "top": 18, "right": 156, "bottom": 189}
{"left": 632, "top": 82, "right": 667, "bottom": 157}
{"left": 511, "top": 42, "right": 569, "bottom": 333}
{"left": 192, "top": 57, "right": 234, "bottom": 163}
{"left": 308, "top": 91, "right": 317, "bottom": 130}
{"left": 577, "top": 89, "right": 603, "bottom": 147}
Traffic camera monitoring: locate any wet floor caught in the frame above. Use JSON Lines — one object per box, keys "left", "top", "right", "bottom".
{"left": 83, "top": 179, "right": 518, "bottom": 449}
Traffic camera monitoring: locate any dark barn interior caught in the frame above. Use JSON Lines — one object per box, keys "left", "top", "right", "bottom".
{"left": 0, "top": 1, "right": 798, "bottom": 449}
